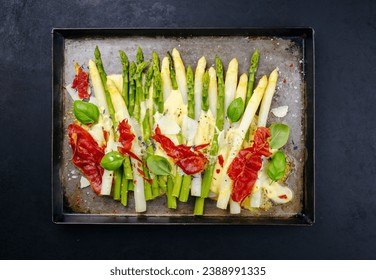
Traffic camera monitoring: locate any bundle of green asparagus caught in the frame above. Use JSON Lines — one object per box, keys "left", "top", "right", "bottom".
{"left": 67, "top": 46, "right": 293, "bottom": 215}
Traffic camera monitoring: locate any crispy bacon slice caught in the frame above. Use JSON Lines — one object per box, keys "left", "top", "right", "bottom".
{"left": 227, "top": 127, "right": 271, "bottom": 203}
{"left": 68, "top": 123, "right": 104, "bottom": 194}
{"left": 152, "top": 126, "right": 208, "bottom": 175}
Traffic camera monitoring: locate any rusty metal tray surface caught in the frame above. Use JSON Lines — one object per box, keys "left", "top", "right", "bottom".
{"left": 52, "top": 28, "right": 315, "bottom": 225}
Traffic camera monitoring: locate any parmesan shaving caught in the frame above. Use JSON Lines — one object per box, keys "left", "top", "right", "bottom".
{"left": 271, "top": 105, "right": 288, "bottom": 118}
{"left": 80, "top": 176, "right": 90, "bottom": 189}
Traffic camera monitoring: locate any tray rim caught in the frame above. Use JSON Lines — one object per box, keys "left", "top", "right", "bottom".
{"left": 52, "top": 27, "right": 315, "bottom": 225}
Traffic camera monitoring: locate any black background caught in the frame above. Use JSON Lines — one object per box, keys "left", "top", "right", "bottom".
{"left": 1, "top": 0, "right": 375, "bottom": 259}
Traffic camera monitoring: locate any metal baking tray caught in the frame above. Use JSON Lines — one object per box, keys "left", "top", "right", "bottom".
{"left": 52, "top": 28, "right": 314, "bottom": 225}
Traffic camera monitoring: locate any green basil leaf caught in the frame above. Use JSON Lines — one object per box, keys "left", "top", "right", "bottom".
{"left": 269, "top": 123, "right": 290, "bottom": 149}
{"left": 227, "top": 97, "right": 245, "bottom": 122}
{"left": 147, "top": 155, "right": 172, "bottom": 176}
{"left": 73, "top": 100, "right": 100, "bottom": 124}
{"left": 267, "top": 151, "right": 286, "bottom": 181}
{"left": 100, "top": 151, "right": 125, "bottom": 171}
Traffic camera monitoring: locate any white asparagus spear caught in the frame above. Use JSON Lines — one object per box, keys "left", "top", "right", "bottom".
{"left": 257, "top": 69, "right": 278, "bottom": 127}
{"left": 107, "top": 79, "right": 147, "bottom": 212}
{"left": 209, "top": 145, "right": 229, "bottom": 195}
{"left": 207, "top": 64, "right": 223, "bottom": 192}
{"left": 88, "top": 59, "right": 114, "bottom": 196}
{"left": 148, "top": 83, "right": 154, "bottom": 127}
{"left": 230, "top": 73, "right": 248, "bottom": 132}
{"left": 230, "top": 199, "right": 241, "bottom": 214}
{"left": 191, "top": 176, "right": 202, "bottom": 197}
{"left": 249, "top": 68, "right": 279, "bottom": 208}
{"left": 189, "top": 57, "right": 207, "bottom": 196}
{"left": 208, "top": 67, "right": 217, "bottom": 119}
{"left": 216, "top": 75, "right": 268, "bottom": 209}
{"left": 107, "top": 80, "right": 129, "bottom": 124}
{"left": 100, "top": 139, "right": 115, "bottom": 196}
{"left": 211, "top": 69, "right": 245, "bottom": 197}
{"left": 210, "top": 59, "right": 239, "bottom": 194}
{"left": 230, "top": 74, "right": 246, "bottom": 214}
{"left": 224, "top": 58, "right": 238, "bottom": 115}
{"left": 194, "top": 56, "right": 207, "bottom": 121}
{"left": 161, "top": 57, "right": 172, "bottom": 101}
{"left": 193, "top": 109, "right": 215, "bottom": 147}
{"left": 191, "top": 109, "right": 215, "bottom": 196}
{"left": 235, "top": 73, "right": 248, "bottom": 101}
{"left": 172, "top": 48, "right": 188, "bottom": 104}
{"left": 88, "top": 60, "right": 109, "bottom": 117}
{"left": 238, "top": 75, "right": 268, "bottom": 135}
{"left": 107, "top": 74, "right": 123, "bottom": 93}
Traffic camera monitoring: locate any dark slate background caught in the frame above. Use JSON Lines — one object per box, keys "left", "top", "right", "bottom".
{"left": 1, "top": 0, "right": 375, "bottom": 259}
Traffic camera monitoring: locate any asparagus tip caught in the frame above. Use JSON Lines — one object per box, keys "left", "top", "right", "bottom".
{"left": 94, "top": 45, "right": 100, "bottom": 55}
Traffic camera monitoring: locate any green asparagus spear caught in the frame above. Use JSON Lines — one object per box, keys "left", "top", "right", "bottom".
{"left": 142, "top": 109, "right": 153, "bottom": 153}
{"left": 167, "top": 51, "right": 178, "bottom": 90}
{"left": 215, "top": 56, "right": 225, "bottom": 131}
{"left": 141, "top": 51, "right": 160, "bottom": 198}
{"left": 150, "top": 51, "right": 160, "bottom": 127}
{"left": 133, "top": 61, "right": 149, "bottom": 122}
{"left": 94, "top": 46, "right": 118, "bottom": 129}
{"left": 119, "top": 50, "right": 133, "bottom": 203}
{"left": 246, "top": 48, "right": 259, "bottom": 105}
{"left": 167, "top": 176, "right": 177, "bottom": 209}
{"left": 151, "top": 177, "right": 160, "bottom": 198}
{"left": 172, "top": 172, "right": 183, "bottom": 197}
{"left": 187, "top": 65, "right": 195, "bottom": 119}
{"left": 136, "top": 47, "right": 144, "bottom": 65}
{"left": 119, "top": 50, "right": 129, "bottom": 106}
{"left": 143, "top": 164, "right": 153, "bottom": 201}
{"left": 204, "top": 56, "right": 225, "bottom": 166}
{"left": 144, "top": 66, "right": 154, "bottom": 99}
{"left": 128, "top": 62, "right": 136, "bottom": 116}
{"left": 120, "top": 158, "right": 132, "bottom": 206}
{"left": 152, "top": 51, "right": 160, "bottom": 72}
{"left": 139, "top": 53, "right": 157, "bottom": 196}
{"left": 123, "top": 156, "right": 133, "bottom": 179}
{"left": 134, "top": 61, "right": 149, "bottom": 82}
{"left": 120, "top": 175, "right": 128, "bottom": 206}
{"left": 158, "top": 176, "right": 167, "bottom": 193}
{"left": 113, "top": 168, "right": 122, "bottom": 200}
{"left": 194, "top": 197, "right": 205, "bottom": 215}
{"left": 142, "top": 108, "right": 154, "bottom": 157}
{"left": 128, "top": 180, "right": 134, "bottom": 191}
{"left": 153, "top": 68, "right": 163, "bottom": 113}
{"left": 202, "top": 70, "right": 209, "bottom": 112}
{"left": 142, "top": 107, "right": 157, "bottom": 198}
{"left": 178, "top": 63, "right": 198, "bottom": 202}
{"left": 179, "top": 175, "right": 192, "bottom": 202}
{"left": 245, "top": 49, "right": 259, "bottom": 140}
